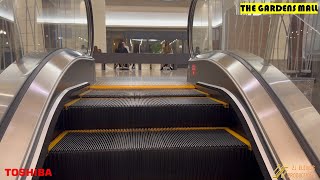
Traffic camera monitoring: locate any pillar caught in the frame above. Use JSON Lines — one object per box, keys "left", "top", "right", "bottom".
{"left": 91, "top": 0, "right": 106, "bottom": 53}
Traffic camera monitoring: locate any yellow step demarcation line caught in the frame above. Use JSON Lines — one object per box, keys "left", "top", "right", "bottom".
{"left": 76, "top": 87, "right": 228, "bottom": 108}
{"left": 48, "top": 131, "right": 69, "bottom": 152}
{"left": 194, "top": 89, "right": 209, "bottom": 96}
{"left": 89, "top": 84, "right": 195, "bottom": 90}
{"left": 208, "top": 97, "right": 229, "bottom": 108}
{"left": 194, "top": 89, "right": 229, "bottom": 108}
{"left": 48, "top": 127, "right": 251, "bottom": 151}
{"left": 79, "top": 89, "right": 92, "bottom": 97}
{"left": 64, "top": 98, "right": 81, "bottom": 110}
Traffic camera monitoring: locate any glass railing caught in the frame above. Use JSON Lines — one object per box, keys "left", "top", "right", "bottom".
{"left": 190, "top": 0, "right": 320, "bottom": 112}
{"left": 0, "top": 0, "right": 93, "bottom": 130}
{"left": 189, "top": 0, "right": 320, "bottom": 172}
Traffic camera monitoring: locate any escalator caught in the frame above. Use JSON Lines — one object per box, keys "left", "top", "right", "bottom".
{"left": 2, "top": 0, "right": 320, "bottom": 179}
{"left": 40, "top": 85, "right": 264, "bottom": 179}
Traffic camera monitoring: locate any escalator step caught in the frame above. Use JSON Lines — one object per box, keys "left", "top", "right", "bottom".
{"left": 80, "top": 89, "right": 207, "bottom": 98}
{"left": 59, "top": 97, "right": 233, "bottom": 130}
{"left": 43, "top": 128, "right": 263, "bottom": 180}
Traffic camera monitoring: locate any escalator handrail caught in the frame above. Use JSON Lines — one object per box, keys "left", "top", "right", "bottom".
{"left": 187, "top": 0, "right": 198, "bottom": 58}
{"left": 84, "top": 0, "right": 94, "bottom": 56}
{"left": 224, "top": 50, "right": 320, "bottom": 175}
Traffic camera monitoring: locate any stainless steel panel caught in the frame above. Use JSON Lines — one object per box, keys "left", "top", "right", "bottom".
{"left": 0, "top": 53, "right": 48, "bottom": 126}
{"left": 27, "top": 82, "right": 89, "bottom": 180}
{"left": 197, "top": 82, "right": 275, "bottom": 178}
{"left": 188, "top": 52, "right": 319, "bottom": 179}
{"left": 232, "top": 51, "right": 320, "bottom": 170}
{"left": 0, "top": 49, "right": 95, "bottom": 180}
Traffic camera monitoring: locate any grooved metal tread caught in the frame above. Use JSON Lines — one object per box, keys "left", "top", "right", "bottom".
{"left": 44, "top": 128, "right": 264, "bottom": 180}
{"left": 50, "top": 129, "right": 247, "bottom": 152}
{"left": 81, "top": 89, "right": 206, "bottom": 98}
{"left": 69, "top": 97, "right": 220, "bottom": 107}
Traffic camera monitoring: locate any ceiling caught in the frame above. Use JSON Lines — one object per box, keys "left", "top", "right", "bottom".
{"left": 105, "top": 0, "right": 192, "bottom": 7}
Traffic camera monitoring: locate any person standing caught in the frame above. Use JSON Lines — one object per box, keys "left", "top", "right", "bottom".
{"left": 161, "top": 41, "right": 173, "bottom": 70}
{"left": 115, "top": 41, "right": 129, "bottom": 69}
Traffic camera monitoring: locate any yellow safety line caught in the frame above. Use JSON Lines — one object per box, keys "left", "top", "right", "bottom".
{"left": 208, "top": 97, "right": 229, "bottom": 108}
{"left": 64, "top": 98, "right": 81, "bottom": 109}
{"left": 194, "top": 89, "right": 229, "bottom": 108}
{"left": 225, "top": 128, "right": 252, "bottom": 150}
{"left": 48, "top": 131, "right": 69, "bottom": 151}
{"left": 90, "top": 85, "right": 195, "bottom": 90}
{"left": 79, "top": 90, "right": 92, "bottom": 97}
{"left": 194, "top": 89, "right": 209, "bottom": 96}
{"left": 48, "top": 127, "right": 252, "bottom": 151}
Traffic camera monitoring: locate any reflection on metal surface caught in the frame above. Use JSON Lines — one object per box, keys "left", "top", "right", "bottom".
{"left": 28, "top": 82, "right": 89, "bottom": 180}
{"left": 0, "top": 93, "right": 14, "bottom": 97}
{"left": 232, "top": 51, "right": 320, "bottom": 175}
{"left": 0, "top": 49, "right": 95, "bottom": 180}
{"left": 188, "top": 52, "right": 319, "bottom": 179}
{"left": 0, "top": 54, "right": 46, "bottom": 127}
{"left": 197, "top": 82, "right": 276, "bottom": 178}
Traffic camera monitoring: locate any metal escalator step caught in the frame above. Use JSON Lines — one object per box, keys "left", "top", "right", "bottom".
{"left": 72, "top": 97, "right": 218, "bottom": 107}
{"left": 60, "top": 97, "right": 233, "bottom": 130}
{"left": 43, "top": 128, "right": 263, "bottom": 180}
{"left": 80, "top": 89, "right": 206, "bottom": 98}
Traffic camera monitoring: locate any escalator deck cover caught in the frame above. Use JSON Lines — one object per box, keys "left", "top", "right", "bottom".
{"left": 81, "top": 89, "right": 206, "bottom": 98}
{"left": 50, "top": 129, "right": 246, "bottom": 152}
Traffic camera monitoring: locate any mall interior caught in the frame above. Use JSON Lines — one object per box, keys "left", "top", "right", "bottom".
{"left": 0, "top": 0, "right": 320, "bottom": 179}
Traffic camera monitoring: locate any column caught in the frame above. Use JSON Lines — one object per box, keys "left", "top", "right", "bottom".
{"left": 91, "top": 0, "right": 106, "bottom": 70}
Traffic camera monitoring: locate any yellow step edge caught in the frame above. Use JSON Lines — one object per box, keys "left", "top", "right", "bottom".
{"left": 208, "top": 97, "right": 229, "bottom": 108}
{"left": 64, "top": 98, "right": 81, "bottom": 109}
{"left": 194, "top": 89, "right": 209, "bottom": 96}
{"left": 79, "top": 90, "right": 92, "bottom": 97}
{"left": 225, "top": 128, "right": 252, "bottom": 150}
{"left": 81, "top": 88, "right": 228, "bottom": 108}
{"left": 48, "top": 127, "right": 251, "bottom": 151}
{"left": 48, "top": 131, "right": 69, "bottom": 151}
{"left": 194, "top": 89, "right": 229, "bottom": 108}
{"left": 90, "top": 85, "right": 195, "bottom": 90}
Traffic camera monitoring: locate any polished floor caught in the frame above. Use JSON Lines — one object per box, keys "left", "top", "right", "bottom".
{"left": 95, "top": 63, "right": 189, "bottom": 85}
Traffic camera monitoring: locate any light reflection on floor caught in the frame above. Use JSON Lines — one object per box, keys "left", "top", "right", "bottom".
{"left": 95, "top": 63, "right": 189, "bottom": 85}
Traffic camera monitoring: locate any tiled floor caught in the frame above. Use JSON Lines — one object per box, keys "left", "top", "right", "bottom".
{"left": 95, "top": 63, "right": 189, "bottom": 85}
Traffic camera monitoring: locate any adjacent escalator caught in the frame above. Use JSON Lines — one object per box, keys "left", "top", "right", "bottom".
{"left": 41, "top": 85, "right": 264, "bottom": 180}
